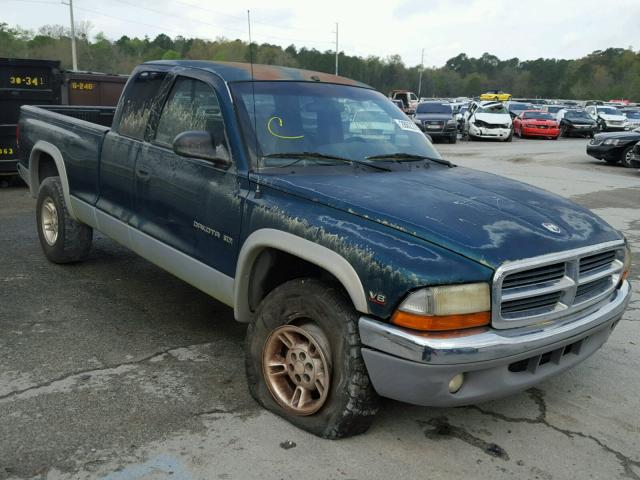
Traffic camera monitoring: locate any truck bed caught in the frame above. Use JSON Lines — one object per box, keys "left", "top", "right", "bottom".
{"left": 19, "top": 104, "right": 115, "bottom": 204}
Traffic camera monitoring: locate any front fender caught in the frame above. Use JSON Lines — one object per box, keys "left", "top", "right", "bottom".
{"left": 238, "top": 186, "right": 494, "bottom": 320}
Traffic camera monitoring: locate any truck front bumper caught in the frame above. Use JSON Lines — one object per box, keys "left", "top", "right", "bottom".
{"left": 359, "top": 281, "right": 630, "bottom": 407}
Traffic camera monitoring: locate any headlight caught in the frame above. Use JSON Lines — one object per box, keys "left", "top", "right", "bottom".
{"left": 447, "top": 119, "right": 457, "bottom": 126}
{"left": 603, "top": 139, "right": 622, "bottom": 145}
{"left": 391, "top": 283, "right": 491, "bottom": 331}
{"left": 472, "top": 119, "right": 489, "bottom": 128}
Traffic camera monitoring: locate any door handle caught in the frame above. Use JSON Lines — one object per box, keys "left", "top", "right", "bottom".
{"left": 136, "top": 168, "right": 151, "bottom": 180}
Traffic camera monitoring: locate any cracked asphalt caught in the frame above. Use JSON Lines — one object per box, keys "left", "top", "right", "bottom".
{"left": 1, "top": 136, "right": 639, "bottom": 480}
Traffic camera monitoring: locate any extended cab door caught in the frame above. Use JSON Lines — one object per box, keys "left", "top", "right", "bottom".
{"left": 131, "top": 72, "right": 243, "bottom": 276}
{"left": 97, "top": 69, "right": 170, "bottom": 222}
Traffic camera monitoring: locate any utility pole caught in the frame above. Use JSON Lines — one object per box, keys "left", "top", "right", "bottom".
{"left": 417, "top": 48, "right": 424, "bottom": 98}
{"left": 334, "top": 22, "right": 339, "bottom": 75}
{"left": 65, "top": 0, "right": 78, "bottom": 71}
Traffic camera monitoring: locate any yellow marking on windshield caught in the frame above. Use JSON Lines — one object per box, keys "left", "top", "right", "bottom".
{"left": 267, "top": 116, "right": 304, "bottom": 139}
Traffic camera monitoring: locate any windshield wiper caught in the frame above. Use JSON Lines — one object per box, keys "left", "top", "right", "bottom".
{"left": 366, "top": 152, "right": 455, "bottom": 168}
{"left": 262, "top": 152, "right": 391, "bottom": 171}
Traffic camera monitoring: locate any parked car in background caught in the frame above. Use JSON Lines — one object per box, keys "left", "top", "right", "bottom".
{"left": 621, "top": 109, "right": 640, "bottom": 130}
{"left": 464, "top": 101, "right": 513, "bottom": 141}
{"left": 586, "top": 105, "right": 629, "bottom": 132}
{"left": 412, "top": 101, "right": 458, "bottom": 143}
{"left": 480, "top": 90, "right": 512, "bottom": 102}
{"left": 391, "top": 99, "right": 405, "bottom": 111}
{"left": 505, "top": 101, "right": 535, "bottom": 119}
{"left": 350, "top": 110, "right": 396, "bottom": 139}
{"left": 558, "top": 109, "right": 597, "bottom": 137}
{"left": 389, "top": 90, "right": 419, "bottom": 114}
{"left": 513, "top": 111, "right": 560, "bottom": 139}
{"left": 541, "top": 104, "right": 568, "bottom": 117}
{"left": 629, "top": 141, "right": 640, "bottom": 169}
{"left": 456, "top": 105, "right": 468, "bottom": 132}
{"left": 586, "top": 129, "right": 640, "bottom": 167}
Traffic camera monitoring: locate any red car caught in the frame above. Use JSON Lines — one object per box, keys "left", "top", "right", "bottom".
{"left": 514, "top": 110, "right": 560, "bottom": 139}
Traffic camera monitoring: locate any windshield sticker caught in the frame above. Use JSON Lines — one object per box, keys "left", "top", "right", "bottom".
{"left": 267, "top": 116, "right": 304, "bottom": 139}
{"left": 394, "top": 119, "right": 421, "bottom": 133}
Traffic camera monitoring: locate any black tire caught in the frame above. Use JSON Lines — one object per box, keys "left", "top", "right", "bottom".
{"left": 620, "top": 145, "right": 634, "bottom": 168}
{"left": 245, "top": 278, "right": 379, "bottom": 439}
{"left": 559, "top": 125, "right": 567, "bottom": 137}
{"left": 449, "top": 134, "right": 457, "bottom": 144}
{"left": 505, "top": 131, "right": 513, "bottom": 142}
{"left": 36, "top": 176, "right": 92, "bottom": 263}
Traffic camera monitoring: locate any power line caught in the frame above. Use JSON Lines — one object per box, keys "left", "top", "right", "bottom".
{"left": 73, "top": 5, "right": 193, "bottom": 36}
{"left": 109, "top": 0, "right": 333, "bottom": 47}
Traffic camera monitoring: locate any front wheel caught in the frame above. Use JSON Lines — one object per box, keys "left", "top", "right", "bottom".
{"left": 36, "top": 176, "right": 92, "bottom": 263}
{"left": 449, "top": 133, "right": 457, "bottom": 144}
{"left": 621, "top": 145, "right": 634, "bottom": 168}
{"left": 245, "top": 278, "right": 379, "bottom": 439}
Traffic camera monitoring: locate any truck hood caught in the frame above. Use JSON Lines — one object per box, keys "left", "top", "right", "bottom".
{"left": 262, "top": 166, "right": 621, "bottom": 269}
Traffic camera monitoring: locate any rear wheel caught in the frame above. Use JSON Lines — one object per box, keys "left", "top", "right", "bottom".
{"left": 36, "top": 177, "right": 92, "bottom": 263}
{"left": 245, "top": 278, "right": 379, "bottom": 439}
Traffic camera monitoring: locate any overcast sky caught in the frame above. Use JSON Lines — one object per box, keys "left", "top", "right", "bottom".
{"left": 4, "top": 0, "right": 640, "bottom": 67}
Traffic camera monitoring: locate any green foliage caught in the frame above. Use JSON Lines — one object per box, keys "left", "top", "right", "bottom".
{"left": 0, "top": 23, "right": 637, "bottom": 100}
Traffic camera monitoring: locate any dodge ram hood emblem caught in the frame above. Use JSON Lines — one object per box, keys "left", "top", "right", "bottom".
{"left": 542, "top": 222, "right": 562, "bottom": 233}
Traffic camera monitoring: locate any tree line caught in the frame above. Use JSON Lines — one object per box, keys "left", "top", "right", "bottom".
{"left": 1, "top": 22, "right": 638, "bottom": 101}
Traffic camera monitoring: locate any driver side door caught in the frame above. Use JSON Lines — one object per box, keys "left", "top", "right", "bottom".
{"left": 132, "top": 73, "right": 243, "bottom": 276}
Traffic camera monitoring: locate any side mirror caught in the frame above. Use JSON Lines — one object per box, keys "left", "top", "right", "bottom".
{"left": 172, "top": 131, "right": 231, "bottom": 168}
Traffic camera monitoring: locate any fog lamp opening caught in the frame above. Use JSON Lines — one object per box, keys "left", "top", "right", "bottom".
{"left": 448, "top": 373, "right": 465, "bottom": 394}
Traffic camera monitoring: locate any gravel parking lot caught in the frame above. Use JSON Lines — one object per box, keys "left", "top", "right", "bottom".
{"left": 1, "top": 136, "right": 638, "bottom": 480}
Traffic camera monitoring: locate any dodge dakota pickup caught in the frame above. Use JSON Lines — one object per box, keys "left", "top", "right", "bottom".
{"left": 18, "top": 61, "right": 631, "bottom": 439}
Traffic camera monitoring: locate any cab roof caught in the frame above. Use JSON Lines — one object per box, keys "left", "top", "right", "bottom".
{"left": 142, "top": 60, "right": 371, "bottom": 88}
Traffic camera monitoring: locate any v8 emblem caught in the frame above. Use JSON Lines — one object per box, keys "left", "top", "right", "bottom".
{"left": 368, "top": 291, "right": 386, "bottom": 305}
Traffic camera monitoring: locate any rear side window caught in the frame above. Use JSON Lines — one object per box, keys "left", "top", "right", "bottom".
{"left": 154, "top": 77, "right": 229, "bottom": 154}
{"left": 116, "top": 70, "right": 167, "bottom": 139}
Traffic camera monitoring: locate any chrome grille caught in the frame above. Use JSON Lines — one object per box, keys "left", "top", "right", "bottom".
{"left": 492, "top": 241, "right": 625, "bottom": 329}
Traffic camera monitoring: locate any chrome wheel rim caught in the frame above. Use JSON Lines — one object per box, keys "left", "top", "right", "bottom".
{"left": 262, "top": 324, "right": 331, "bottom": 416}
{"left": 41, "top": 197, "right": 59, "bottom": 246}
{"left": 624, "top": 150, "right": 633, "bottom": 166}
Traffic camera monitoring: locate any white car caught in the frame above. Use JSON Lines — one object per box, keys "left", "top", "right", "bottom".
{"left": 585, "top": 105, "right": 629, "bottom": 131}
{"left": 464, "top": 101, "right": 513, "bottom": 141}
{"left": 622, "top": 110, "right": 640, "bottom": 130}
{"left": 349, "top": 110, "right": 395, "bottom": 139}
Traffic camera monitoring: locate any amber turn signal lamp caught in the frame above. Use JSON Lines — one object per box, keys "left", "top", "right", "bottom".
{"left": 391, "top": 310, "right": 491, "bottom": 331}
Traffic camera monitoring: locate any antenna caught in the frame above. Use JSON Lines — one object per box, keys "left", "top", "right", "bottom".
{"left": 247, "top": 10, "right": 261, "bottom": 198}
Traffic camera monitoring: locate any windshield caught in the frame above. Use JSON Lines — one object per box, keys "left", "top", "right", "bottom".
{"left": 477, "top": 103, "right": 508, "bottom": 114}
{"left": 546, "top": 106, "right": 564, "bottom": 113}
{"left": 231, "top": 81, "right": 441, "bottom": 168}
{"left": 597, "top": 107, "right": 619, "bottom": 115}
{"left": 565, "top": 110, "right": 591, "bottom": 120}
{"left": 523, "top": 111, "right": 554, "bottom": 120}
{"left": 509, "top": 103, "right": 533, "bottom": 112}
{"left": 416, "top": 102, "right": 452, "bottom": 114}
{"left": 625, "top": 111, "right": 640, "bottom": 119}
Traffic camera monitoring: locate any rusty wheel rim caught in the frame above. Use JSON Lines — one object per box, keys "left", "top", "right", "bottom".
{"left": 262, "top": 324, "right": 331, "bottom": 416}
